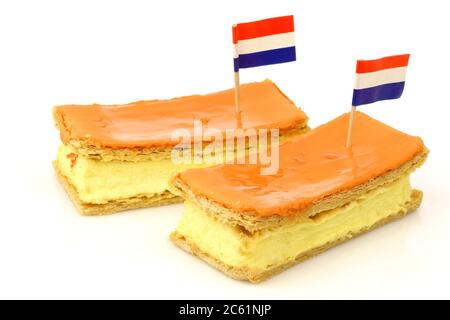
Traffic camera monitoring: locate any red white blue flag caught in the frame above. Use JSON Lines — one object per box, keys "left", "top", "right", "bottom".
{"left": 233, "top": 15, "right": 296, "bottom": 72}
{"left": 352, "top": 54, "right": 410, "bottom": 106}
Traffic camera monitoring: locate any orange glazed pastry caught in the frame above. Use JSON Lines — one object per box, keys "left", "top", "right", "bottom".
{"left": 170, "top": 112, "right": 428, "bottom": 283}
{"left": 53, "top": 80, "right": 308, "bottom": 214}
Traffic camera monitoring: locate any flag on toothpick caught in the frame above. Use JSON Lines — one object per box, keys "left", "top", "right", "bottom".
{"left": 233, "top": 15, "right": 296, "bottom": 72}
{"left": 346, "top": 54, "right": 410, "bottom": 147}
{"left": 352, "top": 54, "right": 410, "bottom": 106}
{"left": 232, "top": 15, "right": 296, "bottom": 115}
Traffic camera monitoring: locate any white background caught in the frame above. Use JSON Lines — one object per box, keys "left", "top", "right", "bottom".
{"left": 0, "top": 0, "right": 449, "bottom": 299}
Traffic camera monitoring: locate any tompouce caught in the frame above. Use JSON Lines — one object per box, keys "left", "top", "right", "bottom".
{"left": 169, "top": 112, "right": 428, "bottom": 283}
{"left": 53, "top": 80, "right": 308, "bottom": 214}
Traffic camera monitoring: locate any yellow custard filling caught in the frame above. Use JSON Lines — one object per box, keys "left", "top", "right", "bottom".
{"left": 175, "top": 175, "right": 412, "bottom": 273}
{"left": 56, "top": 129, "right": 302, "bottom": 205}
{"left": 56, "top": 144, "right": 210, "bottom": 204}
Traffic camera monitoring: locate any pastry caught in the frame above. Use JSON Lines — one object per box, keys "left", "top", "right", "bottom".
{"left": 53, "top": 80, "right": 308, "bottom": 214}
{"left": 170, "top": 111, "right": 428, "bottom": 282}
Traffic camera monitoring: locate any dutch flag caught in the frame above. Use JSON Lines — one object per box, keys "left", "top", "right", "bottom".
{"left": 233, "top": 15, "right": 296, "bottom": 72}
{"left": 352, "top": 54, "right": 410, "bottom": 106}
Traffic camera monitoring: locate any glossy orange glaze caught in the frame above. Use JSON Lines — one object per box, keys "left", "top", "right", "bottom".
{"left": 54, "top": 80, "right": 307, "bottom": 148}
{"left": 177, "top": 112, "right": 425, "bottom": 216}
{"left": 66, "top": 153, "right": 78, "bottom": 169}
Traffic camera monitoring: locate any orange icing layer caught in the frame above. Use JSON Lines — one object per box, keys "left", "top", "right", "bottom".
{"left": 54, "top": 80, "right": 306, "bottom": 148}
{"left": 177, "top": 112, "right": 425, "bottom": 217}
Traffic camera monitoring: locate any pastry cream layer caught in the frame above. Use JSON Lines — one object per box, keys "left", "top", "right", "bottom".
{"left": 57, "top": 144, "right": 210, "bottom": 204}
{"left": 176, "top": 176, "right": 412, "bottom": 272}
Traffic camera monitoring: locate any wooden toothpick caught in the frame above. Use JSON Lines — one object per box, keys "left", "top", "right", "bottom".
{"left": 234, "top": 71, "right": 241, "bottom": 114}
{"left": 346, "top": 106, "right": 356, "bottom": 148}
